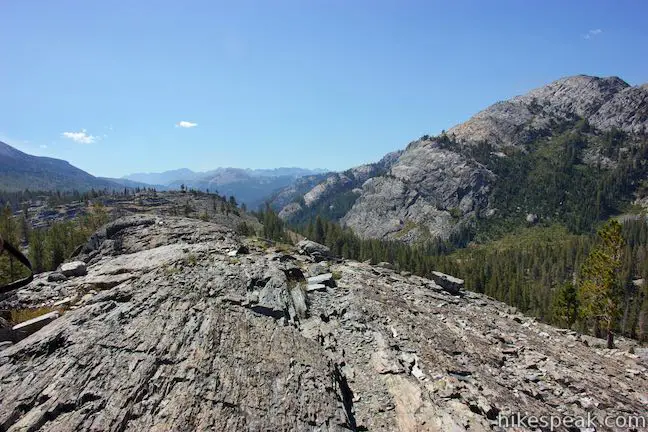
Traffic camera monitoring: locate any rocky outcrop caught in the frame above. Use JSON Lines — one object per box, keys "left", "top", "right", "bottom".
{"left": 589, "top": 84, "right": 648, "bottom": 134}
{"left": 430, "top": 271, "right": 464, "bottom": 295}
{"left": 0, "top": 216, "right": 646, "bottom": 431}
{"left": 11, "top": 311, "right": 60, "bottom": 342}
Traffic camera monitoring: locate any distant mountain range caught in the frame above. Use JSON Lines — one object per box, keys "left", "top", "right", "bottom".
{"left": 0, "top": 141, "right": 120, "bottom": 192}
{"left": 0, "top": 140, "right": 328, "bottom": 208}
{"left": 122, "top": 167, "right": 329, "bottom": 208}
{"left": 123, "top": 167, "right": 328, "bottom": 185}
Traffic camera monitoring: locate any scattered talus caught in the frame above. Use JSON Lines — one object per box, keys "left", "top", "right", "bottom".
{"left": 1, "top": 216, "right": 647, "bottom": 431}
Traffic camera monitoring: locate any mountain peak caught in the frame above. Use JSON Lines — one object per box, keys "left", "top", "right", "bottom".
{"left": 448, "top": 74, "right": 642, "bottom": 147}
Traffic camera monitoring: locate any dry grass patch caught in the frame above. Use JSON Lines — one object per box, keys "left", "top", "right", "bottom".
{"left": 9, "top": 306, "right": 57, "bottom": 325}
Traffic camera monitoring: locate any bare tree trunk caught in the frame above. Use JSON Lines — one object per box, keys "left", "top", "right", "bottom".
{"left": 594, "top": 319, "right": 602, "bottom": 338}
{"left": 607, "top": 328, "right": 615, "bottom": 349}
{"left": 621, "top": 295, "right": 630, "bottom": 335}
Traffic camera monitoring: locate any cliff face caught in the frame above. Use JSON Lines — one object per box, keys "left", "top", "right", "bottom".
{"left": 341, "top": 141, "right": 494, "bottom": 242}
{"left": 1, "top": 216, "right": 646, "bottom": 431}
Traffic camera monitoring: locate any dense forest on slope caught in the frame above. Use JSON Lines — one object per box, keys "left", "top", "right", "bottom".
{"left": 0, "top": 203, "right": 108, "bottom": 286}
{"left": 457, "top": 121, "right": 648, "bottom": 239}
{"left": 287, "top": 190, "right": 360, "bottom": 225}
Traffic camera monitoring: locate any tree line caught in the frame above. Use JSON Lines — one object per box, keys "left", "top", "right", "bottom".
{"left": 0, "top": 202, "right": 108, "bottom": 286}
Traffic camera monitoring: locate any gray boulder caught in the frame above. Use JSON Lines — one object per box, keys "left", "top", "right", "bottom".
{"left": 297, "top": 239, "right": 331, "bottom": 261}
{"left": 60, "top": 261, "right": 87, "bottom": 277}
{"left": 307, "top": 273, "right": 335, "bottom": 288}
{"left": 47, "top": 272, "right": 68, "bottom": 282}
{"left": 526, "top": 213, "right": 539, "bottom": 224}
{"left": 430, "top": 271, "right": 464, "bottom": 295}
{"left": 308, "top": 262, "right": 330, "bottom": 277}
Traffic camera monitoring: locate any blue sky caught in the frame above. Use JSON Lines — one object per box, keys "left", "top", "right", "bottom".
{"left": 1, "top": 0, "right": 647, "bottom": 177}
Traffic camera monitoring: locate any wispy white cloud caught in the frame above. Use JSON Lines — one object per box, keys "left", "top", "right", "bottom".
{"left": 61, "top": 129, "right": 97, "bottom": 144}
{"left": 39, "top": 144, "right": 48, "bottom": 149}
{"left": 175, "top": 121, "right": 198, "bottom": 128}
{"left": 583, "top": 29, "right": 602, "bottom": 39}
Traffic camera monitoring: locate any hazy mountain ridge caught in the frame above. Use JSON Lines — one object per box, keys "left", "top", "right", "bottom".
{"left": 99, "top": 177, "right": 169, "bottom": 191}
{"left": 0, "top": 142, "right": 325, "bottom": 208}
{"left": 275, "top": 75, "right": 648, "bottom": 242}
{"left": 123, "top": 167, "right": 328, "bottom": 186}
{"left": 123, "top": 167, "right": 329, "bottom": 208}
{"left": 122, "top": 168, "right": 201, "bottom": 186}
{"left": 0, "top": 141, "right": 121, "bottom": 192}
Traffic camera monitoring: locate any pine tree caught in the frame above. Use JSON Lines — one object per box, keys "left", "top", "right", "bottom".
{"left": 578, "top": 220, "right": 625, "bottom": 348}
{"left": 314, "top": 216, "right": 325, "bottom": 244}
{"left": 552, "top": 282, "right": 580, "bottom": 328}
{"left": 0, "top": 204, "right": 28, "bottom": 284}
{"left": 29, "top": 229, "right": 46, "bottom": 273}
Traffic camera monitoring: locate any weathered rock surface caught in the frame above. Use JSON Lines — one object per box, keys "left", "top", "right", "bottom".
{"left": 341, "top": 141, "right": 494, "bottom": 241}
{"left": 0, "top": 216, "right": 646, "bottom": 431}
{"left": 11, "top": 311, "right": 60, "bottom": 342}
{"left": 307, "top": 273, "right": 335, "bottom": 288}
{"left": 47, "top": 272, "right": 68, "bottom": 283}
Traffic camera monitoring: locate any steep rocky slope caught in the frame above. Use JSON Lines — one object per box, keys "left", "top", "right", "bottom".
{"left": 270, "top": 151, "right": 402, "bottom": 222}
{"left": 275, "top": 75, "right": 648, "bottom": 242}
{"left": 1, "top": 216, "right": 647, "bottom": 431}
{"left": 341, "top": 141, "right": 493, "bottom": 242}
